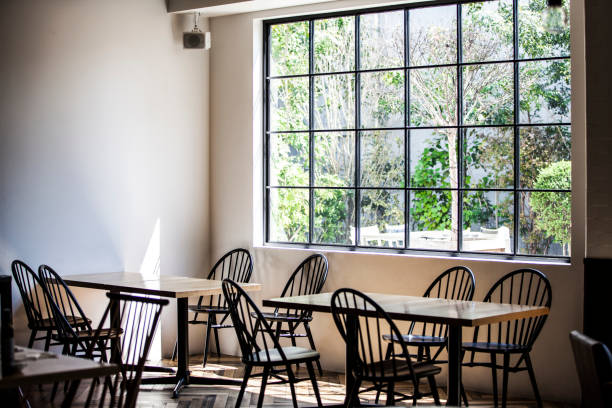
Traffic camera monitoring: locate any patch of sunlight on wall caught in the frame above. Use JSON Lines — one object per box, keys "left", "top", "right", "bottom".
{"left": 139, "top": 218, "right": 161, "bottom": 360}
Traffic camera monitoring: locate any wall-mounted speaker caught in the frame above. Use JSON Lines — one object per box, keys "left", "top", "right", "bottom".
{"left": 184, "top": 32, "right": 205, "bottom": 49}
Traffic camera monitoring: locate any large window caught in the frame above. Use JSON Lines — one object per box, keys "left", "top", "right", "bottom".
{"left": 264, "top": 0, "right": 571, "bottom": 258}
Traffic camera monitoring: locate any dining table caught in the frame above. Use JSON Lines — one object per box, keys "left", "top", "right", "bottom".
{"left": 63, "top": 272, "right": 261, "bottom": 398}
{"left": 0, "top": 346, "right": 117, "bottom": 407}
{"left": 263, "top": 292, "right": 549, "bottom": 406}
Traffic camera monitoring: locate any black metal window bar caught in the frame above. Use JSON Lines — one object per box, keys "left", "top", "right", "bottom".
{"left": 263, "top": 0, "right": 571, "bottom": 260}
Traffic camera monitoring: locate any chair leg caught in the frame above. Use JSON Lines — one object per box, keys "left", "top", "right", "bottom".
{"left": 257, "top": 366, "right": 270, "bottom": 408}
{"left": 385, "top": 381, "right": 395, "bottom": 406}
{"left": 285, "top": 365, "right": 299, "bottom": 408}
{"left": 212, "top": 313, "right": 221, "bottom": 356}
{"left": 27, "top": 329, "right": 37, "bottom": 348}
{"left": 501, "top": 353, "right": 510, "bottom": 408}
{"left": 235, "top": 365, "right": 252, "bottom": 408}
{"left": 307, "top": 361, "right": 323, "bottom": 407}
{"left": 346, "top": 378, "right": 362, "bottom": 408}
{"left": 203, "top": 314, "right": 213, "bottom": 368}
{"left": 305, "top": 322, "right": 323, "bottom": 375}
{"left": 461, "top": 383, "right": 469, "bottom": 407}
{"left": 428, "top": 375, "right": 441, "bottom": 406}
{"left": 44, "top": 330, "right": 52, "bottom": 351}
{"left": 490, "top": 353, "right": 498, "bottom": 407}
{"left": 375, "top": 343, "right": 394, "bottom": 403}
{"left": 524, "top": 353, "right": 543, "bottom": 408}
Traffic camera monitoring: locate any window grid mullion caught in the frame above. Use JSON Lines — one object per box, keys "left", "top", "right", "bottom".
{"left": 404, "top": 8, "right": 411, "bottom": 250}
{"left": 354, "top": 15, "right": 361, "bottom": 249}
{"left": 513, "top": 0, "right": 520, "bottom": 256}
{"left": 457, "top": 2, "right": 463, "bottom": 253}
{"left": 308, "top": 19, "right": 315, "bottom": 245}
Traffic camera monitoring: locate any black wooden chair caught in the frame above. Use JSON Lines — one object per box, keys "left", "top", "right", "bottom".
{"left": 63, "top": 292, "right": 169, "bottom": 408}
{"left": 331, "top": 288, "right": 441, "bottom": 406}
{"left": 462, "top": 268, "right": 552, "bottom": 408}
{"left": 383, "top": 266, "right": 475, "bottom": 362}
{"left": 570, "top": 330, "right": 612, "bottom": 408}
{"left": 38, "top": 264, "right": 122, "bottom": 359}
{"left": 172, "top": 248, "right": 253, "bottom": 366}
{"left": 222, "top": 278, "right": 322, "bottom": 408}
{"left": 257, "top": 254, "right": 328, "bottom": 375}
{"left": 11, "top": 260, "right": 89, "bottom": 351}
{"left": 379, "top": 266, "right": 474, "bottom": 404}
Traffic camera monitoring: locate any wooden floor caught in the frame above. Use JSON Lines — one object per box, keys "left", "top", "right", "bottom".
{"left": 22, "top": 354, "right": 573, "bottom": 407}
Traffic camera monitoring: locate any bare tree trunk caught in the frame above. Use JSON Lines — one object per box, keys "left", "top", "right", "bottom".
{"left": 446, "top": 129, "right": 459, "bottom": 240}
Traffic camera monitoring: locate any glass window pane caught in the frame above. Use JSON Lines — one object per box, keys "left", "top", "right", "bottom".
{"left": 314, "top": 17, "right": 355, "bottom": 73}
{"left": 463, "top": 191, "right": 513, "bottom": 253}
{"left": 519, "top": 0, "right": 570, "bottom": 59}
{"left": 409, "top": 190, "right": 458, "bottom": 250}
{"left": 359, "top": 189, "right": 405, "bottom": 247}
{"left": 313, "top": 189, "right": 355, "bottom": 244}
{"left": 270, "top": 22, "right": 309, "bottom": 76}
{"left": 360, "top": 130, "right": 405, "bottom": 188}
{"left": 519, "top": 191, "right": 571, "bottom": 256}
{"left": 519, "top": 59, "right": 571, "bottom": 124}
{"left": 410, "top": 67, "right": 457, "bottom": 126}
{"left": 463, "top": 63, "right": 514, "bottom": 125}
{"left": 314, "top": 74, "right": 355, "bottom": 129}
{"left": 462, "top": 0, "right": 513, "bottom": 63}
{"left": 410, "top": 129, "right": 458, "bottom": 188}
{"left": 409, "top": 5, "right": 457, "bottom": 66}
{"left": 268, "top": 188, "right": 309, "bottom": 243}
{"left": 360, "top": 70, "right": 405, "bottom": 128}
{"left": 269, "top": 133, "right": 309, "bottom": 186}
{"left": 314, "top": 132, "right": 355, "bottom": 187}
{"left": 464, "top": 127, "right": 513, "bottom": 189}
{"left": 519, "top": 125, "right": 571, "bottom": 188}
{"left": 360, "top": 10, "right": 404, "bottom": 70}
{"left": 270, "top": 77, "right": 309, "bottom": 131}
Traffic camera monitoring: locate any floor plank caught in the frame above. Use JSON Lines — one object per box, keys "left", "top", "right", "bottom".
{"left": 20, "top": 353, "right": 573, "bottom": 407}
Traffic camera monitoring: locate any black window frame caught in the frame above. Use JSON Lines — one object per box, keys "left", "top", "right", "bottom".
{"left": 263, "top": 0, "right": 572, "bottom": 262}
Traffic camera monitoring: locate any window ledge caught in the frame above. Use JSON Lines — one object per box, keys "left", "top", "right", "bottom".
{"left": 255, "top": 242, "right": 571, "bottom": 266}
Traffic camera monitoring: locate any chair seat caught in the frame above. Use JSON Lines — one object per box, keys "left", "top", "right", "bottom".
{"left": 248, "top": 346, "right": 319, "bottom": 365}
{"left": 382, "top": 333, "right": 446, "bottom": 346}
{"left": 188, "top": 305, "right": 229, "bottom": 314}
{"left": 256, "top": 311, "right": 313, "bottom": 323}
{"left": 361, "top": 358, "right": 441, "bottom": 381}
{"left": 54, "top": 327, "right": 124, "bottom": 342}
{"left": 32, "top": 316, "right": 90, "bottom": 330}
{"left": 462, "top": 341, "right": 528, "bottom": 353}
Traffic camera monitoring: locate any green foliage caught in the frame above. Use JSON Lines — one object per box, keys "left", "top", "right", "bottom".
{"left": 530, "top": 161, "right": 571, "bottom": 246}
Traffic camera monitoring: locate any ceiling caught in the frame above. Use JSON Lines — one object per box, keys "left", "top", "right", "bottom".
{"left": 167, "top": 0, "right": 340, "bottom": 16}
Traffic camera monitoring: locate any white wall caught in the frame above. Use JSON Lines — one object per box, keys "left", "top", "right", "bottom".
{"left": 209, "top": 0, "right": 586, "bottom": 403}
{"left": 0, "top": 0, "right": 210, "bottom": 355}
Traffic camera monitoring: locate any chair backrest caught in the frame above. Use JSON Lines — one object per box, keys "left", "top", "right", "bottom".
{"left": 11, "top": 260, "right": 52, "bottom": 330}
{"left": 331, "top": 288, "right": 417, "bottom": 384}
{"left": 222, "top": 279, "right": 286, "bottom": 364}
{"left": 205, "top": 249, "right": 253, "bottom": 309}
{"left": 85, "top": 292, "right": 168, "bottom": 408}
{"left": 278, "top": 254, "right": 328, "bottom": 316}
{"left": 570, "top": 330, "right": 612, "bottom": 408}
{"left": 472, "top": 268, "right": 552, "bottom": 348}
{"left": 38, "top": 264, "right": 93, "bottom": 348}
{"left": 411, "top": 266, "right": 475, "bottom": 338}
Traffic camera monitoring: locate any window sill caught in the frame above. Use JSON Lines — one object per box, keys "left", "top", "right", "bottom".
{"left": 255, "top": 242, "right": 571, "bottom": 266}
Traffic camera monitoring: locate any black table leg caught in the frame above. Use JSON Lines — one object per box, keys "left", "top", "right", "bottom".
{"left": 173, "top": 297, "right": 190, "bottom": 397}
{"left": 141, "top": 297, "right": 242, "bottom": 397}
{"left": 447, "top": 324, "right": 462, "bottom": 406}
{"left": 344, "top": 313, "right": 358, "bottom": 406}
